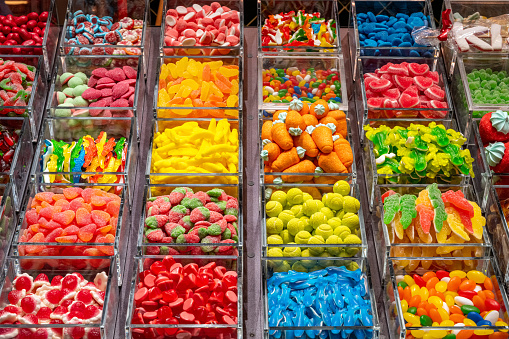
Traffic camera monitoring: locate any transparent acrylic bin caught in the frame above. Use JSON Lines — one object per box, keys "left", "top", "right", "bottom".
{"left": 126, "top": 255, "right": 242, "bottom": 339}
{"left": 0, "top": 0, "right": 60, "bottom": 80}
{"left": 351, "top": 0, "right": 439, "bottom": 61}
{"left": 31, "top": 117, "right": 138, "bottom": 207}
{"left": 154, "top": 56, "right": 242, "bottom": 118}
{"left": 384, "top": 257, "right": 509, "bottom": 339}
{"left": 486, "top": 184, "right": 509, "bottom": 283}
{"left": 0, "top": 256, "right": 119, "bottom": 338}
{"left": 358, "top": 56, "right": 453, "bottom": 125}
{"left": 258, "top": 0, "right": 340, "bottom": 55}
{"left": 138, "top": 182, "right": 242, "bottom": 256}
{"left": 372, "top": 183, "right": 493, "bottom": 279}
{"left": 261, "top": 257, "right": 380, "bottom": 339}
{"left": 258, "top": 54, "right": 348, "bottom": 112}
{"left": 46, "top": 55, "right": 145, "bottom": 140}
{"left": 260, "top": 116, "right": 356, "bottom": 185}
{"left": 261, "top": 179, "right": 368, "bottom": 259}
{"left": 0, "top": 55, "right": 47, "bottom": 142}
{"left": 147, "top": 118, "right": 242, "bottom": 186}
{"left": 0, "top": 180, "right": 16, "bottom": 272}
{"left": 160, "top": 0, "right": 243, "bottom": 57}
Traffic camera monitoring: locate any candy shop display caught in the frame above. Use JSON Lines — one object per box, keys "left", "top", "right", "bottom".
{"left": 64, "top": 11, "right": 143, "bottom": 55}
{"left": 261, "top": 10, "right": 338, "bottom": 48}
{"left": 394, "top": 269, "right": 509, "bottom": 339}
{"left": 150, "top": 119, "right": 239, "bottom": 183}
{"left": 18, "top": 187, "right": 121, "bottom": 256}
{"left": 262, "top": 100, "right": 352, "bottom": 184}
{"left": 0, "top": 270, "right": 109, "bottom": 338}
{"left": 466, "top": 69, "right": 509, "bottom": 113}
{"left": 478, "top": 110, "right": 509, "bottom": 173}
{"left": 142, "top": 187, "right": 239, "bottom": 255}
{"left": 265, "top": 180, "right": 362, "bottom": 258}
{"left": 0, "top": 59, "right": 36, "bottom": 116}
{"left": 262, "top": 67, "right": 343, "bottom": 104}
{"left": 363, "top": 62, "right": 449, "bottom": 119}
{"left": 364, "top": 123, "right": 474, "bottom": 179}
{"left": 130, "top": 256, "right": 238, "bottom": 338}
{"left": 356, "top": 11, "right": 434, "bottom": 57}
{"left": 39, "top": 131, "right": 127, "bottom": 186}
{"left": 157, "top": 57, "right": 240, "bottom": 117}
{"left": 53, "top": 66, "right": 138, "bottom": 119}
{"left": 0, "top": 125, "right": 19, "bottom": 173}
{"left": 266, "top": 264, "right": 374, "bottom": 338}
{"left": 0, "top": 12, "right": 49, "bottom": 54}
{"left": 163, "top": 2, "right": 241, "bottom": 53}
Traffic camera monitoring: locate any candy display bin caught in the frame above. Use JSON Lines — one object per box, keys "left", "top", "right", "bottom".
{"left": 257, "top": 0, "right": 340, "bottom": 55}
{"left": 258, "top": 54, "right": 348, "bottom": 112}
{"left": 0, "top": 256, "right": 119, "bottom": 339}
{"left": 12, "top": 180, "right": 129, "bottom": 284}
{"left": 31, "top": 117, "right": 138, "bottom": 207}
{"left": 137, "top": 181, "right": 242, "bottom": 256}
{"left": 60, "top": 0, "right": 149, "bottom": 77}
{"left": 372, "top": 183, "right": 493, "bottom": 280}
{"left": 126, "top": 255, "right": 242, "bottom": 339}
{"left": 261, "top": 179, "right": 368, "bottom": 259}
{"left": 147, "top": 118, "right": 242, "bottom": 186}
{"left": 154, "top": 56, "right": 242, "bottom": 118}
{"left": 46, "top": 55, "right": 145, "bottom": 140}
{"left": 259, "top": 116, "right": 356, "bottom": 185}
{"left": 261, "top": 257, "right": 380, "bottom": 339}
{"left": 383, "top": 257, "right": 509, "bottom": 339}
{"left": 160, "top": 0, "right": 243, "bottom": 57}
{"left": 0, "top": 180, "right": 16, "bottom": 272}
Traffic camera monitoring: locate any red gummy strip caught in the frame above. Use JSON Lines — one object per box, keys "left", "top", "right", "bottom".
{"left": 442, "top": 190, "right": 474, "bottom": 217}
{"left": 454, "top": 206, "right": 474, "bottom": 234}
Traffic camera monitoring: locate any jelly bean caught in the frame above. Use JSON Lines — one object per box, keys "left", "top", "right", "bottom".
{"left": 484, "top": 310, "right": 499, "bottom": 325}
{"left": 412, "top": 286, "right": 422, "bottom": 298}
{"left": 404, "top": 275, "right": 416, "bottom": 286}
{"left": 404, "top": 286, "right": 412, "bottom": 302}
{"left": 414, "top": 274, "right": 426, "bottom": 288}
{"left": 399, "top": 281, "right": 409, "bottom": 289}
{"left": 418, "top": 308, "right": 429, "bottom": 316}
{"left": 460, "top": 280, "right": 477, "bottom": 291}
{"left": 401, "top": 299, "right": 409, "bottom": 313}
{"left": 446, "top": 295, "right": 456, "bottom": 307}
{"left": 429, "top": 296, "right": 444, "bottom": 308}
{"left": 484, "top": 278, "right": 494, "bottom": 291}
{"left": 437, "top": 271, "right": 450, "bottom": 280}
{"left": 463, "top": 318, "right": 477, "bottom": 326}
{"left": 444, "top": 334, "right": 457, "bottom": 339}
{"left": 467, "top": 271, "right": 487, "bottom": 284}
{"left": 421, "top": 287, "right": 430, "bottom": 301}
{"left": 427, "top": 277, "right": 440, "bottom": 290}
{"left": 448, "top": 277, "right": 462, "bottom": 292}
{"left": 461, "top": 305, "right": 480, "bottom": 315}
{"left": 421, "top": 315, "right": 433, "bottom": 326}
{"left": 409, "top": 307, "right": 418, "bottom": 315}
{"left": 467, "top": 312, "right": 484, "bottom": 324}
{"left": 429, "top": 308, "right": 442, "bottom": 323}
{"left": 438, "top": 308, "right": 450, "bottom": 321}
{"left": 457, "top": 297, "right": 474, "bottom": 308}
{"left": 459, "top": 290, "right": 478, "bottom": 300}
{"left": 485, "top": 299, "right": 501, "bottom": 312}
{"left": 450, "top": 313, "right": 465, "bottom": 323}
{"left": 436, "top": 281, "right": 448, "bottom": 293}
{"left": 450, "top": 271, "right": 468, "bottom": 279}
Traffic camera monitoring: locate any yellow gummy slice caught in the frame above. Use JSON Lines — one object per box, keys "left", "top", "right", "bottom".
{"left": 187, "top": 60, "right": 200, "bottom": 77}
{"left": 158, "top": 89, "right": 171, "bottom": 107}
{"left": 167, "top": 84, "right": 180, "bottom": 95}
{"left": 227, "top": 95, "right": 238, "bottom": 107}
{"left": 200, "top": 81, "right": 210, "bottom": 101}
{"left": 179, "top": 86, "right": 192, "bottom": 98}
{"left": 405, "top": 222, "right": 415, "bottom": 242}
{"left": 209, "top": 82, "right": 223, "bottom": 97}
{"left": 469, "top": 201, "right": 485, "bottom": 240}
{"left": 160, "top": 64, "right": 169, "bottom": 81}
{"left": 175, "top": 58, "right": 189, "bottom": 77}
{"left": 167, "top": 63, "right": 178, "bottom": 79}
{"left": 392, "top": 246, "right": 411, "bottom": 268}
{"left": 436, "top": 220, "right": 451, "bottom": 244}
{"left": 445, "top": 207, "right": 470, "bottom": 241}
{"left": 408, "top": 247, "right": 421, "bottom": 271}
{"left": 181, "top": 79, "right": 199, "bottom": 91}
{"left": 219, "top": 67, "right": 239, "bottom": 78}
{"left": 391, "top": 212, "right": 404, "bottom": 240}
{"left": 182, "top": 71, "right": 193, "bottom": 79}
{"left": 209, "top": 61, "right": 223, "bottom": 70}
{"left": 231, "top": 80, "right": 239, "bottom": 95}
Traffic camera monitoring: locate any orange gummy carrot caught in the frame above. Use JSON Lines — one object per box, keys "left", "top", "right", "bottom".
{"left": 310, "top": 99, "right": 329, "bottom": 118}
{"left": 282, "top": 160, "right": 316, "bottom": 182}
{"left": 327, "top": 110, "right": 347, "bottom": 137}
{"left": 319, "top": 117, "right": 339, "bottom": 134}
{"left": 285, "top": 110, "right": 306, "bottom": 133}
{"left": 272, "top": 110, "right": 287, "bottom": 122}
{"left": 271, "top": 122, "right": 293, "bottom": 150}
{"left": 313, "top": 176, "right": 347, "bottom": 185}
{"left": 293, "top": 131, "right": 318, "bottom": 157}
{"left": 302, "top": 114, "right": 318, "bottom": 127}
{"left": 318, "top": 152, "right": 347, "bottom": 173}
{"left": 311, "top": 125, "right": 333, "bottom": 153}
{"left": 264, "top": 164, "right": 275, "bottom": 184}
{"left": 334, "top": 137, "right": 353, "bottom": 168}
{"left": 261, "top": 121, "right": 273, "bottom": 142}
{"left": 262, "top": 143, "right": 281, "bottom": 164}
{"left": 272, "top": 147, "right": 301, "bottom": 172}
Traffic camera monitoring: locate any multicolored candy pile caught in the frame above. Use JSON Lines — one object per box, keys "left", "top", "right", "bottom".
{"left": 0, "top": 12, "right": 48, "bottom": 54}
{"left": 262, "top": 100, "right": 352, "bottom": 184}
{"left": 262, "top": 67, "right": 342, "bottom": 104}
{"left": 143, "top": 187, "right": 239, "bottom": 256}
{"left": 0, "top": 59, "right": 35, "bottom": 116}
{"left": 364, "top": 123, "right": 475, "bottom": 179}
{"left": 261, "top": 10, "right": 337, "bottom": 48}
{"left": 131, "top": 256, "right": 238, "bottom": 339}
{"left": 40, "top": 131, "right": 127, "bottom": 186}
{"left": 18, "top": 187, "right": 120, "bottom": 256}
{"left": 0, "top": 125, "right": 19, "bottom": 172}
{"left": 266, "top": 180, "right": 362, "bottom": 259}
{"left": 0, "top": 271, "right": 108, "bottom": 338}
{"left": 396, "top": 270, "right": 508, "bottom": 339}
{"left": 64, "top": 11, "right": 143, "bottom": 55}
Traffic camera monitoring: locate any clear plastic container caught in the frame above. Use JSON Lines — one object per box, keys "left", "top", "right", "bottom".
{"left": 258, "top": 54, "right": 348, "bottom": 112}
{"left": 261, "top": 179, "right": 368, "bottom": 259}
{"left": 0, "top": 180, "right": 16, "bottom": 272}
{"left": 160, "top": 0, "right": 243, "bottom": 57}
{"left": 126, "top": 255, "right": 242, "bottom": 339}
{"left": 487, "top": 183, "right": 509, "bottom": 283}
{"left": 147, "top": 118, "right": 242, "bottom": 185}
{"left": 261, "top": 257, "right": 380, "bottom": 339}
{"left": 137, "top": 182, "right": 242, "bottom": 256}
{"left": 154, "top": 56, "right": 242, "bottom": 118}
{"left": 46, "top": 55, "right": 145, "bottom": 140}
{"left": 0, "top": 256, "right": 119, "bottom": 338}
{"left": 31, "top": 117, "right": 138, "bottom": 207}
{"left": 258, "top": 0, "right": 341, "bottom": 54}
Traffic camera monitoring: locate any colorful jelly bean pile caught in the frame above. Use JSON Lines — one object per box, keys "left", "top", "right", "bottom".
{"left": 397, "top": 270, "right": 508, "bottom": 339}
{"left": 382, "top": 184, "right": 485, "bottom": 255}
{"left": 267, "top": 265, "right": 374, "bottom": 338}
{"left": 18, "top": 187, "right": 120, "bottom": 256}
{"left": 364, "top": 62, "right": 448, "bottom": 119}
{"left": 163, "top": 3, "right": 240, "bottom": 51}
{"left": 0, "top": 271, "right": 108, "bottom": 338}
{"left": 266, "top": 180, "right": 362, "bottom": 258}
{"left": 0, "top": 125, "right": 19, "bottom": 172}
{"left": 467, "top": 69, "right": 509, "bottom": 117}
{"left": 131, "top": 256, "right": 238, "bottom": 339}
{"left": 261, "top": 11, "right": 337, "bottom": 48}
{"left": 0, "top": 59, "right": 35, "bottom": 116}
{"left": 364, "top": 123, "right": 475, "bottom": 179}
{"left": 357, "top": 12, "right": 433, "bottom": 57}
{"left": 262, "top": 67, "right": 342, "bottom": 104}
{"left": 262, "top": 100, "right": 352, "bottom": 184}
{"left": 40, "top": 131, "right": 127, "bottom": 186}
{"left": 150, "top": 119, "right": 238, "bottom": 183}
{"left": 0, "top": 12, "right": 48, "bottom": 54}
{"left": 65, "top": 11, "right": 143, "bottom": 55}
{"left": 143, "top": 187, "right": 239, "bottom": 255}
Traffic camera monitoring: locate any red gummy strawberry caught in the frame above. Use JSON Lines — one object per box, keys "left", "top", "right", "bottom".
{"left": 159, "top": 202, "right": 172, "bottom": 214}
{"left": 183, "top": 234, "right": 200, "bottom": 243}
{"left": 205, "top": 202, "right": 223, "bottom": 213}
{"left": 193, "top": 191, "right": 211, "bottom": 205}
{"left": 146, "top": 229, "right": 164, "bottom": 242}
{"left": 479, "top": 112, "right": 509, "bottom": 144}
{"left": 164, "top": 222, "right": 180, "bottom": 236}
{"left": 209, "top": 211, "right": 223, "bottom": 223}
{"left": 147, "top": 205, "right": 160, "bottom": 216}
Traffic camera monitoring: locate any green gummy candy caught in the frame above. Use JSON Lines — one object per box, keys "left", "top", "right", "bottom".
{"left": 170, "top": 225, "right": 186, "bottom": 238}
{"left": 443, "top": 144, "right": 463, "bottom": 166}
{"left": 222, "top": 228, "right": 232, "bottom": 240}
{"left": 431, "top": 126, "right": 449, "bottom": 147}
{"left": 383, "top": 193, "right": 400, "bottom": 225}
{"left": 207, "top": 223, "right": 222, "bottom": 236}
{"left": 198, "top": 227, "right": 208, "bottom": 239}
{"left": 145, "top": 216, "right": 158, "bottom": 229}
{"left": 410, "top": 150, "right": 427, "bottom": 172}
{"left": 413, "top": 135, "right": 428, "bottom": 152}
{"left": 207, "top": 188, "right": 224, "bottom": 197}
{"left": 372, "top": 130, "right": 390, "bottom": 155}
{"left": 426, "top": 183, "right": 447, "bottom": 232}
{"left": 399, "top": 195, "right": 417, "bottom": 229}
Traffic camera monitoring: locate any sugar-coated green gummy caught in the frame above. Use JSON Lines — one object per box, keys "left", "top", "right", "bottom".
{"left": 467, "top": 69, "right": 509, "bottom": 118}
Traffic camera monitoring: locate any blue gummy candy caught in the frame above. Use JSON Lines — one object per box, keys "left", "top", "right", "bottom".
{"left": 364, "top": 22, "right": 376, "bottom": 33}
{"left": 359, "top": 33, "right": 367, "bottom": 40}
{"left": 379, "top": 41, "right": 392, "bottom": 47}
{"left": 358, "top": 13, "right": 368, "bottom": 19}
{"left": 409, "top": 50, "right": 420, "bottom": 57}
{"left": 396, "top": 13, "right": 409, "bottom": 19}
{"left": 368, "top": 33, "right": 376, "bottom": 38}
{"left": 410, "top": 12, "right": 423, "bottom": 17}
{"left": 401, "top": 33, "right": 412, "bottom": 43}
{"left": 364, "top": 39, "right": 377, "bottom": 47}
{"left": 422, "top": 51, "right": 433, "bottom": 57}
{"left": 376, "top": 14, "right": 389, "bottom": 22}
{"left": 387, "top": 17, "right": 398, "bottom": 26}
{"left": 393, "top": 21, "right": 406, "bottom": 29}
{"left": 367, "top": 12, "right": 377, "bottom": 22}
{"left": 395, "top": 28, "right": 408, "bottom": 33}
{"left": 392, "top": 38, "right": 403, "bottom": 46}
{"left": 389, "top": 49, "right": 402, "bottom": 56}
{"left": 399, "top": 42, "right": 412, "bottom": 47}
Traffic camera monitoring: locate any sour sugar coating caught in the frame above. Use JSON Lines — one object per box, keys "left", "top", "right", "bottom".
{"left": 399, "top": 195, "right": 417, "bottom": 229}
{"left": 383, "top": 193, "right": 401, "bottom": 224}
{"left": 426, "top": 183, "right": 447, "bottom": 233}
{"left": 467, "top": 69, "right": 509, "bottom": 117}
{"left": 0, "top": 59, "right": 36, "bottom": 116}
{"left": 415, "top": 190, "right": 434, "bottom": 234}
